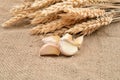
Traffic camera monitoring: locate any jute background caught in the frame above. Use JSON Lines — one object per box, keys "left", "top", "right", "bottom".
{"left": 0, "top": 0, "right": 120, "bottom": 80}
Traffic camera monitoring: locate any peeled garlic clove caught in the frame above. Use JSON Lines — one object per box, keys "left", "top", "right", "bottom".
{"left": 40, "top": 43, "right": 60, "bottom": 56}
{"left": 61, "top": 33, "right": 78, "bottom": 46}
{"left": 59, "top": 40, "right": 78, "bottom": 56}
{"left": 42, "top": 36, "right": 60, "bottom": 44}
{"left": 61, "top": 33, "right": 72, "bottom": 41}
{"left": 65, "top": 40, "right": 79, "bottom": 46}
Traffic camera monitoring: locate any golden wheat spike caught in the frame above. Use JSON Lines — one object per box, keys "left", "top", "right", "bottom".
{"left": 31, "top": 0, "right": 63, "bottom": 9}
{"left": 30, "top": 19, "right": 64, "bottom": 35}
{"left": 30, "top": 0, "right": 94, "bottom": 23}
{"left": 11, "top": 0, "right": 63, "bottom": 15}
{"left": 88, "top": 0, "right": 110, "bottom": 3}
{"left": 4, "top": 0, "right": 63, "bottom": 27}
{"left": 29, "top": 2, "right": 70, "bottom": 18}
{"left": 31, "top": 2, "right": 73, "bottom": 24}
{"left": 29, "top": 0, "right": 79, "bottom": 17}
{"left": 66, "top": 0, "right": 110, "bottom": 7}
{"left": 61, "top": 7, "right": 105, "bottom": 22}
{"left": 30, "top": 0, "right": 109, "bottom": 25}
{"left": 30, "top": 16, "right": 83, "bottom": 35}
{"left": 66, "top": 15, "right": 113, "bottom": 35}
{"left": 2, "top": 13, "right": 28, "bottom": 27}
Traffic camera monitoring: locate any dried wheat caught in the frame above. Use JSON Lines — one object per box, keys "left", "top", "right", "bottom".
{"left": 30, "top": 0, "right": 87, "bottom": 17}
{"left": 66, "top": 0, "right": 110, "bottom": 7}
{"left": 31, "top": 13, "right": 60, "bottom": 24}
{"left": 30, "top": 0, "right": 92, "bottom": 22}
{"left": 87, "top": 0, "right": 110, "bottom": 4}
{"left": 31, "top": 15, "right": 83, "bottom": 35}
{"left": 30, "top": 19, "right": 64, "bottom": 35}
{"left": 11, "top": 0, "right": 63, "bottom": 15}
{"left": 30, "top": 0, "right": 108, "bottom": 24}
{"left": 31, "top": 0, "right": 63, "bottom": 9}
{"left": 2, "top": 13, "right": 28, "bottom": 27}
{"left": 31, "top": 2, "right": 72, "bottom": 24}
{"left": 66, "top": 15, "right": 113, "bottom": 35}
{"left": 61, "top": 8, "right": 105, "bottom": 21}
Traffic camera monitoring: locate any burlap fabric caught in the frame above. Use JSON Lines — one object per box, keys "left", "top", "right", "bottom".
{"left": 0, "top": 0, "right": 120, "bottom": 80}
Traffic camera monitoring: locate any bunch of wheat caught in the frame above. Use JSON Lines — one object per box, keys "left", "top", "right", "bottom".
{"left": 2, "top": 0, "right": 120, "bottom": 37}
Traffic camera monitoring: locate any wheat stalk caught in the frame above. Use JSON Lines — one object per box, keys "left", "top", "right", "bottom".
{"left": 87, "top": 0, "right": 110, "bottom": 4}
{"left": 10, "top": 0, "right": 111, "bottom": 15}
{"left": 30, "top": 16, "right": 83, "bottom": 35}
{"left": 61, "top": 7, "right": 105, "bottom": 23}
{"left": 31, "top": 0, "right": 63, "bottom": 9}
{"left": 63, "top": 8, "right": 105, "bottom": 18}
{"left": 29, "top": 2, "right": 68, "bottom": 18}
{"left": 30, "top": 19, "right": 64, "bottom": 35}
{"left": 67, "top": 0, "right": 110, "bottom": 7}
{"left": 30, "top": 0, "right": 90, "bottom": 17}
{"left": 66, "top": 15, "right": 113, "bottom": 35}
{"left": 31, "top": 2, "right": 73, "bottom": 24}
{"left": 31, "top": 0, "right": 108, "bottom": 25}
{"left": 11, "top": 0, "right": 63, "bottom": 15}
{"left": 30, "top": 0, "right": 95, "bottom": 24}
{"left": 2, "top": 13, "right": 29, "bottom": 27}
{"left": 29, "top": 0, "right": 110, "bottom": 24}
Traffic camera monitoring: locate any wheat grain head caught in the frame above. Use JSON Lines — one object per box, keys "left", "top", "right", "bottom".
{"left": 2, "top": 13, "right": 28, "bottom": 27}
{"left": 30, "top": 19, "right": 64, "bottom": 35}
{"left": 66, "top": 14, "right": 113, "bottom": 35}
{"left": 31, "top": 2, "right": 72, "bottom": 24}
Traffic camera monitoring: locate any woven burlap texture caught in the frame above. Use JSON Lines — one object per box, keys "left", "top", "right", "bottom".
{"left": 0, "top": 0, "right": 120, "bottom": 80}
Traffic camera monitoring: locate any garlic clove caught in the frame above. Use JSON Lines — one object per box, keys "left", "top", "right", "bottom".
{"left": 74, "top": 36, "right": 84, "bottom": 47}
{"left": 40, "top": 43, "right": 60, "bottom": 56}
{"left": 65, "top": 40, "right": 79, "bottom": 46}
{"left": 42, "top": 36, "right": 60, "bottom": 45}
{"left": 59, "top": 40, "right": 78, "bottom": 56}
{"left": 61, "top": 33, "right": 72, "bottom": 41}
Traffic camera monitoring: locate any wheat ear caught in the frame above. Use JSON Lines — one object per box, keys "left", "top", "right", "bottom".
{"left": 2, "top": 13, "right": 28, "bottom": 27}
{"left": 29, "top": 0, "right": 87, "bottom": 19}
{"left": 11, "top": 0, "right": 63, "bottom": 15}
{"left": 30, "top": 16, "right": 82, "bottom": 35}
{"left": 31, "top": 0, "right": 63, "bottom": 9}
{"left": 30, "top": 0, "right": 88, "bottom": 24}
{"left": 29, "top": 2, "right": 66, "bottom": 17}
{"left": 31, "top": 2, "right": 72, "bottom": 24}
{"left": 30, "top": 19, "right": 65, "bottom": 35}
{"left": 60, "top": 8, "right": 106, "bottom": 25}
{"left": 87, "top": 0, "right": 110, "bottom": 4}
{"left": 66, "top": 0, "right": 110, "bottom": 7}
{"left": 66, "top": 15, "right": 113, "bottom": 35}
{"left": 30, "top": 0, "right": 92, "bottom": 21}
